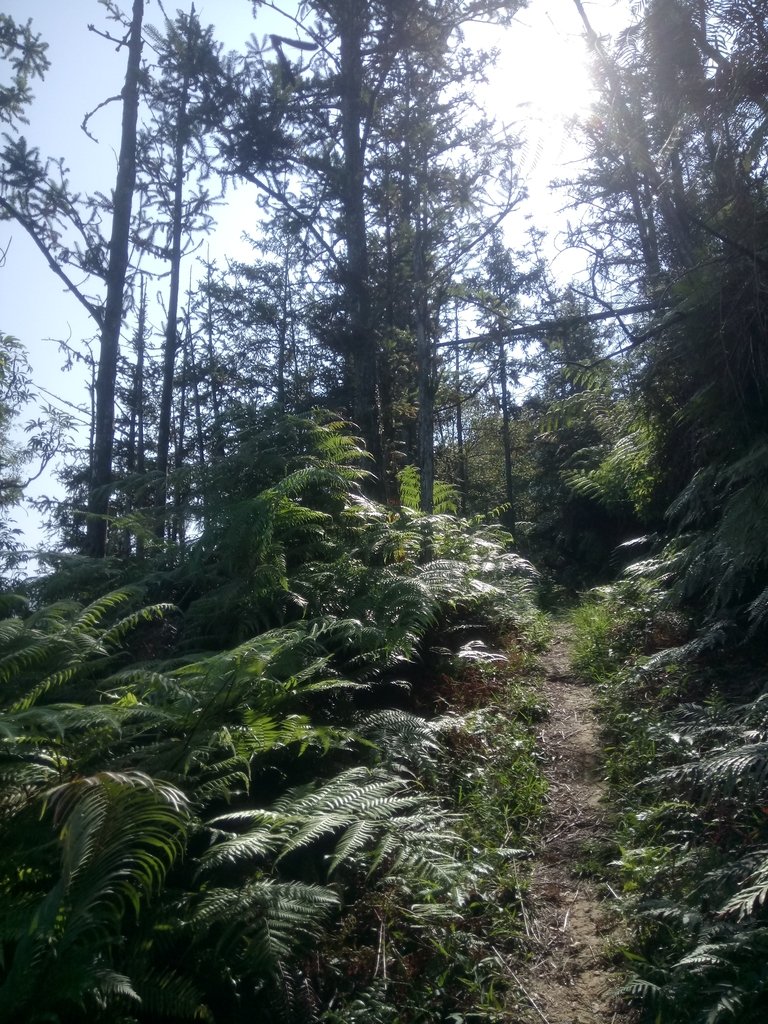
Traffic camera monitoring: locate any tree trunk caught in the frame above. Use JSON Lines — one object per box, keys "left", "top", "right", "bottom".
{"left": 203, "top": 260, "right": 225, "bottom": 460}
{"left": 572, "top": 0, "right": 695, "bottom": 273}
{"left": 186, "top": 330, "right": 207, "bottom": 469}
{"left": 124, "top": 276, "right": 147, "bottom": 557}
{"left": 338, "top": 4, "right": 382, "bottom": 479}
{"left": 414, "top": 176, "right": 434, "bottom": 515}
{"left": 155, "top": 64, "right": 191, "bottom": 539}
{"left": 454, "top": 303, "right": 468, "bottom": 516}
{"left": 498, "top": 331, "right": 515, "bottom": 532}
{"left": 173, "top": 313, "right": 190, "bottom": 550}
{"left": 276, "top": 243, "right": 291, "bottom": 411}
{"left": 86, "top": 0, "right": 144, "bottom": 558}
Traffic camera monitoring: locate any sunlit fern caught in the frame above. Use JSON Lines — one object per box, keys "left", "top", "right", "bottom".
{"left": 204, "top": 765, "right": 464, "bottom": 885}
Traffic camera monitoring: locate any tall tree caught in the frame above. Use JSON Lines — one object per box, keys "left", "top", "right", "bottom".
{"left": 0, "top": 4, "right": 145, "bottom": 558}
{"left": 138, "top": 7, "right": 227, "bottom": 538}
{"left": 223, "top": 0, "right": 523, "bottom": 493}
{"left": 571, "top": 0, "right": 768, "bottom": 625}
{"left": 87, "top": 0, "right": 145, "bottom": 558}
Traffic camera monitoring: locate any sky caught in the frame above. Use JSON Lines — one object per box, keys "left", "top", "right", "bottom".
{"left": 1, "top": 0, "right": 625, "bottom": 549}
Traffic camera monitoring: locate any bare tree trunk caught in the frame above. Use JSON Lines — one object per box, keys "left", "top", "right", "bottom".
{"left": 338, "top": 4, "right": 383, "bottom": 481}
{"left": 173, "top": 313, "right": 190, "bottom": 550}
{"left": 126, "top": 278, "right": 147, "bottom": 480}
{"left": 204, "top": 260, "right": 225, "bottom": 459}
{"left": 276, "top": 243, "right": 290, "bottom": 411}
{"left": 186, "top": 329, "right": 207, "bottom": 469}
{"left": 156, "top": 62, "right": 191, "bottom": 539}
{"left": 454, "top": 302, "right": 468, "bottom": 516}
{"left": 86, "top": 0, "right": 144, "bottom": 558}
{"left": 498, "top": 331, "right": 515, "bottom": 532}
{"left": 124, "top": 276, "right": 147, "bottom": 556}
{"left": 378, "top": 142, "right": 397, "bottom": 504}
{"left": 414, "top": 174, "right": 434, "bottom": 515}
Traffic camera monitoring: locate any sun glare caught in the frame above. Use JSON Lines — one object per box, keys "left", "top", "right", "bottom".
{"left": 476, "top": 1, "right": 629, "bottom": 280}
{"left": 488, "top": 1, "right": 603, "bottom": 148}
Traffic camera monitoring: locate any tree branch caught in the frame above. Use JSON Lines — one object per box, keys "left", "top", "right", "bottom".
{"left": 436, "top": 301, "right": 663, "bottom": 349}
{"left": 81, "top": 94, "right": 122, "bottom": 143}
{"left": 234, "top": 167, "right": 339, "bottom": 263}
{"left": 0, "top": 196, "right": 104, "bottom": 325}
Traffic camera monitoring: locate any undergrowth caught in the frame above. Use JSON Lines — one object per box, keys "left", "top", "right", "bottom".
{"left": 572, "top": 581, "right": 768, "bottom": 1023}
{"left": 0, "top": 417, "right": 550, "bottom": 1023}
{"left": 314, "top": 635, "right": 549, "bottom": 1023}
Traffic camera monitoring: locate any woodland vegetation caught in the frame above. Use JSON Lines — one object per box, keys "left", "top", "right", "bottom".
{"left": 2, "top": 0, "right": 768, "bottom": 1021}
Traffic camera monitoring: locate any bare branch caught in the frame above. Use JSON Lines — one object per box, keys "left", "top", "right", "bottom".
{"left": 87, "top": 23, "right": 131, "bottom": 49}
{"left": 81, "top": 94, "right": 122, "bottom": 143}
{"left": 235, "top": 167, "right": 339, "bottom": 263}
{"left": 436, "top": 301, "right": 664, "bottom": 349}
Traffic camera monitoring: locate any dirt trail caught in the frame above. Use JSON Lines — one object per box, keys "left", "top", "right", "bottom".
{"left": 509, "top": 623, "right": 630, "bottom": 1024}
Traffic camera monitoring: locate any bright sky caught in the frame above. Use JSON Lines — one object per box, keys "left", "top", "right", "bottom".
{"left": 1, "top": 0, "right": 626, "bottom": 549}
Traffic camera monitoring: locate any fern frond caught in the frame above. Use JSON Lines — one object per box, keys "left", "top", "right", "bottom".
{"left": 661, "top": 741, "right": 768, "bottom": 798}
{"left": 89, "top": 967, "right": 141, "bottom": 1005}
{"left": 100, "top": 603, "right": 177, "bottom": 649}
{"left": 720, "top": 852, "right": 768, "bottom": 919}
{"left": 198, "top": 828, "right": 282, "bottom": 872}
{"left": 131, "top": 966, "right": 207, "bottom": 1021}
{"left": 619, "top": 976, "right": 663, "bottom": 1004}
{"left": 454, "top": 639, "right": 507, "bottom": 663}
{"left": 45, "top": 771, "right": 189, "bottom": 918}
{"left": 188, "top": 880, "right": 338, "bottom": 971}
{"left": 72, "top": 590, "right": 136, "bottom": 633}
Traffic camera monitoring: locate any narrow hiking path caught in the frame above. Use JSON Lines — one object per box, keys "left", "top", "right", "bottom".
{"left": 509, "top": 621, "right": 632, "bottom": 1024}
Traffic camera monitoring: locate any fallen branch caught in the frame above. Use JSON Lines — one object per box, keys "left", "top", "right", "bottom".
{"left": 508, "top": 969, "right": 552, "bottom": 1024}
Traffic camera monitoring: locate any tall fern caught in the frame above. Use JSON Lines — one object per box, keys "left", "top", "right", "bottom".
{"left": 0, "top": 414, "right": 541, "bottom": 1022}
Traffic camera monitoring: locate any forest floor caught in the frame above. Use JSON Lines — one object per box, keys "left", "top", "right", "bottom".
{"left": 508, "top": 621, "right": 633, "bottom": 1024}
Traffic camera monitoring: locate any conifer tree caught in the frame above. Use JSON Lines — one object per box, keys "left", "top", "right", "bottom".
{"left": 137, "top": 7, "right": 228, "bottom": 539}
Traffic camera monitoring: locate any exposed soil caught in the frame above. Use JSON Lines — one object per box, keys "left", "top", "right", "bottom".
{"left": 508, "top": 623, "right": 633, "bottom": 1024}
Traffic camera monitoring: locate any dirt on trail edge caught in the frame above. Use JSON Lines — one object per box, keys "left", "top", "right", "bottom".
{"left": 509, "top": 623, "right": 632, "bottom": 1024}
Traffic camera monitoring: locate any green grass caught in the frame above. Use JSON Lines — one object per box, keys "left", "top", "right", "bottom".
{"left": 570, "top": 601, "right": 618, "bottom": 683}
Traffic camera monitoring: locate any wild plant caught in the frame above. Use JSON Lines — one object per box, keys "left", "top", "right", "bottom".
{"left": 575, "top": 580, "right": 768, "bottom": 1023}
{"left": 0, "top": 415, "right": 545, "bottom": 1022}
